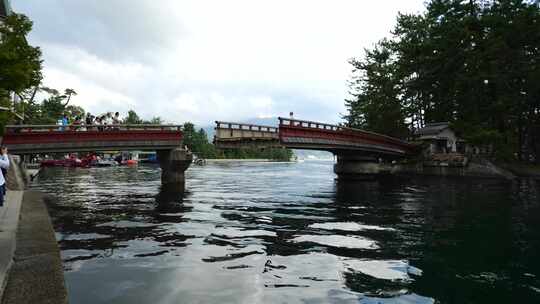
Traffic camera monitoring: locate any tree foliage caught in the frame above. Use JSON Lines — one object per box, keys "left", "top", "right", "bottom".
{"left": 219, "top": 147, "right": 293, "bottom": 161}
{"left": 0, "top": 14, "right": 42, "bottom": 95}
{"left": 122, "top": 110, "right": 165, "bottom": 125}
{"left": 0, "top": 13, "right": 43, "bottom": 131}
{"left": 123, "top": 110, "right": 143, "bottom": 124}
{"left": 345, "top": 40, "right": 408, "bottom": 138}
{"left": 345, "top": 0, "right": 540, "bottom": 161}
{"left": 22, "top": 87, "right": 80, "bottom": 124}
{"left": 182, "top": 123, "right": 217, "bottom": 158}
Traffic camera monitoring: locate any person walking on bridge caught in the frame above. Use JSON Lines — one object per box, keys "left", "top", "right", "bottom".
{"left": 113, "top": 112, "right": 121, "bottom": 124}
{"left": 85, "top": 113, "right": 94, "bottom": 130}
{"left": 0, "top": 147, "right": 10, "bottom": 208}
{"left": 60, "top": 113, "right": 69, "bottom": 131}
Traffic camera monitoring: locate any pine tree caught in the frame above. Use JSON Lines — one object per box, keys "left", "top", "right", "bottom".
{"left": 345, "top": 0, "right": 540, "bottom": 162}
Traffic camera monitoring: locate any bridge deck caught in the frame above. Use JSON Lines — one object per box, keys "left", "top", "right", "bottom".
{"left": 212, "top": 118, "right": 416, "bottom": 156}
{"left": 279, "top": 118, "right": 416, "bottom": 156}
{"left": 214, "top": 121, "right": 279, "bottom": 149}
{"left": 1, "top": 124, "right": 184, "bottom": 154}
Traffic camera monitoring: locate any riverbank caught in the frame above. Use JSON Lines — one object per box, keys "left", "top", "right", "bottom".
{"left": 498, "top": 162, "right": 540, "bottom": 179}
{"left": 0, "top": 157, "right": 67, "bottom": 304}
{"left": 395, "top": 158, "right": 517, "bottom": 180}
{"left": 400, "top": 159, "right": 540, "bottom": 180}
{"left": 335, "top": 157, "right": 519, "bottom": 180}
{"left": 1, "top": 191, "right": 67, "bottom": 304}
{"left": 0, "top": 191, "right": 23, "bottom": 300}
{"left": 205, "top": 158, "right": 274, "bottom": 162}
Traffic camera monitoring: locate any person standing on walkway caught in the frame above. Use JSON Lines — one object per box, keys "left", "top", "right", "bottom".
{"left": 0, "top": 147, "right": 10, "bottom": 208}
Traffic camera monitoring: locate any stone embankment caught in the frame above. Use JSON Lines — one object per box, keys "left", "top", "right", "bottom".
{"left": 336, "top": 155, "right": 518, "bottom": 180}
{"left": 0, "top": 157, "right": 67, "bottom": 304}
{"left": 498, "top": 163, "right": 540, "bottom": 179}
{"left": 395, "top": 158, "right": 517, "bottom": 179}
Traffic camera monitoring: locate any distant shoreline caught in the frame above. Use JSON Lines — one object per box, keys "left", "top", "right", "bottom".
{"left": 204, "top": 159, "right": 277, "bottom": 163}
{"left": 202, "top": 158, "right": 334, "bottom": 163}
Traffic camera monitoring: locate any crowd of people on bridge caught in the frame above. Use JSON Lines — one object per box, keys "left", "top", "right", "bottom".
{"left": 59, "top": 112, "right": 121, "bottom": 131}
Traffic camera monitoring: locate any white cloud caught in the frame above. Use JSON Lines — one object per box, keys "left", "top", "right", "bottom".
{"left": 14, "top": 0, "right": 425, "bottom": 127}
{"left": 43, "top": 67, "right": 135, "bottom": 111}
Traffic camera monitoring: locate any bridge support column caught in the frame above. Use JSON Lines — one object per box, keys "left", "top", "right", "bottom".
{"left": 157, "top": 148, "right": 192, "bottom": 192}
{"left": 334, "top": 154, "right": 391, "bottom": 180}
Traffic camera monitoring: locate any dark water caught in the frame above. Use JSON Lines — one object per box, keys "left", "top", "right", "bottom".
{"left": 32, "top": 161, "right": 540, "bottom": 304}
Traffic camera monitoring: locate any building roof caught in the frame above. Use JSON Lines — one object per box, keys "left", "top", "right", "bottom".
{"left": 415, "top": 122, "right": 450, "bottom": 136}
{"left": 0, "top": 0, "right": 11, "bottom": 18}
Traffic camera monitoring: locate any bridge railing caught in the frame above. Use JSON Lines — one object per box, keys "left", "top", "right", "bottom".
{"left": 4, "top": 124, "right": 183, "bottom": 133}
{"left": 215, "top": 121, "right": 278, "bottom": 133}
{"left": 279, "top": 117, "right": 343, "bottom": 131}
{"left": 278, "top": 117, "right": 413, "bottom": 149}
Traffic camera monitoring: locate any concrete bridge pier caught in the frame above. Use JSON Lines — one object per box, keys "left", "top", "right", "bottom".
{"left": 334, "top": 153, "right": 392, "bottom": 180}
{"left": 157, "top": 148, "right": 192, "bottom": 192}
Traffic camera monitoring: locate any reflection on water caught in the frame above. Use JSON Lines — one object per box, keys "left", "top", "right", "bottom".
{"left": 32, "top": 161, "right": 540, "bottom": 304}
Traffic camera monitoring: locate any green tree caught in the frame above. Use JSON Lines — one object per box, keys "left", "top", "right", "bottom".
{"left": 0, "top": 14, "right": 42, "bottom": 95}
{"left": 147, "top": 116, "right": 163, "bottom": 124}
{"left": 8, "top": 86, "right": 83, "bottom": 124}
{"left": 64, "top": 105, "right": 85, "bottom": 120}
{"left": 123, "top": 110, "right": 143, "bottom": 124}
{"left": 182, "top": 122, "right": 196, "bottom": 149}
{"left": 62, "top": 88, "right": 77, "bottom": 106}
{"left": 0, "top": 13, "right": 42, "bottom": 131}
{"left": 345, "top": 40, "right": 408, "bottom": 138}
{"left": 40, "top": 95, "right": 65, "bottom": 123}
{"left": 181, "top": 123, "right": 217, "bottom": 158}
{"left": 346, "top": 0, "right": 540, "bottom": 161}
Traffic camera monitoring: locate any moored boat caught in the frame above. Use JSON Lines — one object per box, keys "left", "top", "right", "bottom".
{"left": 40, "top": 158, "right": 89, "bottom": 168}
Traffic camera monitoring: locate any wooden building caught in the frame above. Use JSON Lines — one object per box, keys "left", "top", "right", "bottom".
{"left": 415, "top": 122, "right": 462, "bottom": 155}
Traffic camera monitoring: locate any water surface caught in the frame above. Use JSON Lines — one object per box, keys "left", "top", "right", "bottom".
{"left": 32, "top": 161, "right": 540, "bottom": 303}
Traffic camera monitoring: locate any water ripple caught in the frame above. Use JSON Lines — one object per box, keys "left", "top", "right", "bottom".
{"left": 32, "top": 162, "right": 540, "bottom": 304}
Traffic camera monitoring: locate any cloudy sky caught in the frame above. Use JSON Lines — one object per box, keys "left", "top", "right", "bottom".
{"left": 13, "top": 1, "right": 425, "bottom": 126}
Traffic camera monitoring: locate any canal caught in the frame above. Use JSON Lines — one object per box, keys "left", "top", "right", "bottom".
{"left": 32, "top": 161, "right": 540, "bottom": 304}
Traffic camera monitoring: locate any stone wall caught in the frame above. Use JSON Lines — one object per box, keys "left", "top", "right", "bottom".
{"left": 393, "top": 159, "right": 516, "bottom": 179}
{"left": 1, "top": 191, "right": 68, "bottom": 304}
{"left": 335, "top": 156, "right": 516, "bottom": 180}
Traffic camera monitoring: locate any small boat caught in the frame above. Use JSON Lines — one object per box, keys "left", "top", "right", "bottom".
{"left": 123, "top": 159, "right": 138, "bottom": 166}
{"left": 194, "top": 158, "right": 206, "bottom": 166}
{"left": 92, "top": 159, "right": 118, "bottom": 167}
{"left": 40, "top": 159, "right": 62, "bottom": 167}
{"left": 137, "top": 152, "right": 158, "bottom": 163}
{"left": 41, "top": 158, "right": 89, "bottom": 168}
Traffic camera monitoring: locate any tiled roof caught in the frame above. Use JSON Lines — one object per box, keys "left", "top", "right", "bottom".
{"left": 415, "top": 122, "right": 450, "bottom": 136}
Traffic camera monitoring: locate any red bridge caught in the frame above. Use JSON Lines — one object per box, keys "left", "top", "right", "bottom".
{"left": 278, "top": 117, "right": 415, "bottom": 157}
{"left": 214, "top": 118, "right": 416, "bottom": 157}
{"left": 2, "top": 119, "right": 419, "bottom": 180}
{"left": 1, "top": 124, "right": 184, "bottom": 154}
{"left": 1, "top": 124, "right": 192, "bottom": 189}
{"left": 214, "top": 117, "right": 418, "bottom": 179}
{"left": 279, "top": 118, "right": 418, "bottom": 178}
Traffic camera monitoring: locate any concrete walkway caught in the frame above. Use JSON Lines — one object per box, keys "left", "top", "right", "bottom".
{"left": 0, "top": 191, "right": 24, "bottom": 300}
{"left": 1, "top": 191, "right": 67, "bottom": 304}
